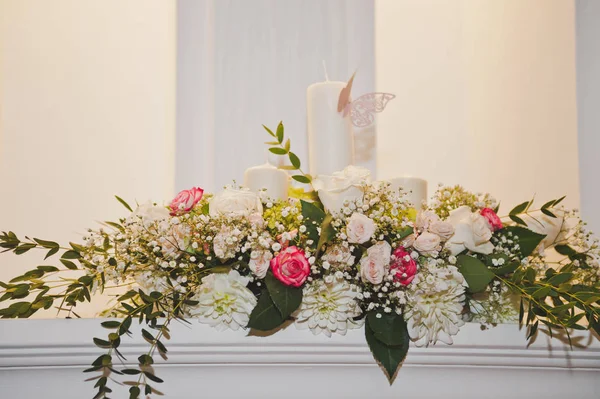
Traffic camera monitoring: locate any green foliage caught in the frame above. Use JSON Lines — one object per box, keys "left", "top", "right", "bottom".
{"left": 503, "top": 226, "right": 546, "bottom": 257}
{"left": 263, "top": 122, "right": 313, "bottom": 186}
{"left": 265, "top": 273, "right": 302, "bottom": 318}
{"left": 365, "top": 312, "right": 410, "bottom": 384}
{"left": 456, "top": 255, "right": 495, "bottom": 293}
{"left": 247, "top": 288, "right": 286, "bottom": 331}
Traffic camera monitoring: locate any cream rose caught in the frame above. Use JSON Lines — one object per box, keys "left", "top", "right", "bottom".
{"left": 346, "top": 212, "right": 376, "bottom": 244}
{"left": 312, "top": 165, "right": 371, "bottom": 214}
{"left": 249, "top": 250, "right": 273, "bottom": 279}
{"left": 415, "top": 210, "right": 440, "bottom": 231}
{"left": 429, "top": 220, "right": 455, "bottom": 241}
{"left": 445, "top": 206, "right": 494, "bottom": 255}
{"left": 209, "top": 188, "right": 263, "bottom": 218}
{"left": 413, "top": 232, "right": 441, "bottom": 256}
{"left": 360, "top": 241, "right": 391, "bottom": 285}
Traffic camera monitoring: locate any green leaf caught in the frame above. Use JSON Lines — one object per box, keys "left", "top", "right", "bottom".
{"left": 262, "top": 124, "right": 276, "bottom": 137}
{"left": 531, "top": 286, "right": 551, "bottom": 299}
{"left": 143, "top": 371, "right": 164, "bottom": 383}
{"left": 264, "top": 141, "right": 280, "bottom": 145}
{"left": 59, "top": 259, "right": 78, "bottom": 270}
{"left": 101, "top": 320, "right": 121, "bottom": 329}
{"left": 276, "top": 122, "right": 284, "bottom": 143}
{"left": 265, "top": 274, "right": 302, "bottom": 318}
{"left": 300, "top": 200, "right": 326, "bottom": 246}
{"left": 284, "top": 138, "right": 290, "bottom": 152}
{"left": 396, "top": 226, "right": 414, "bottom": 240}
{"left": 269, "top": 147, "right": 288, "bottom": 155}
{"left": 555, "top": 245, "right": 577, "bottom": 257}
{"left": 115, "top": 195, "right": 133, "bottom": 212}
{"left": 247, "top": 290, "right": 285, "bottom": 331}
{"left": 33, "top": 238, "right": 59, "bottom": 249}
{"left": 138, "top": 354, "right": 154, "bottom": 365}
{"left": 541, "top": 208, "right": 556, "bottom": 218}
{"left": 129, "top": 386, "right": 141, "bottom": 399}
{"left": 510, "top": 201, "right": 529, "bottom": 215}
{"left": 37, "top": 265, "right": 59, "bottom": 273}
{"left": 456, "top": 255, "right": 495, "bottom": 293}
{"left": 292, "top": 175, "right": 311, "bottom": 184}
{"left": 547, "top": 272, "right": 573, "bottom": 286}
{"left": 61, "top": 250, "right": 81, "bottom": 260}
{"left": 509, "top": 215, "right": 527, "bottom": 226}
{"left": 93, "top": 338, "right": 112, "bottom": 348}
{"left": 366, "top": 312, "right": 407, "bottom": 346}
{"left": 503, "top": 226, "right": 546, "bottom": 257}
{"left": 490, "top": 261, "right": 520, "bottom": 276}
{"left": 288, "top": 152, "right": 301, "bottom": 169}
{"left": 44, "top": 247, "right": 60, "bottom": 259}
{"left": 365, "top": 321, "right": 409, "bottom": 384}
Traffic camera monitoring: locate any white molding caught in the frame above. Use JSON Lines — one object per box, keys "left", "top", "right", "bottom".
{"left": 1, "top": 320, "right": 599, "bottom": 398}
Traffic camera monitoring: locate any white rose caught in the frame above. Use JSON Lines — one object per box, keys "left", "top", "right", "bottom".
{"left": 415, "top": 210, "right": 440, "bottom": 231}
{"left": 523, "top": 210, "right": 566, "bottom": 253}
{"left": 132, "top": 201, "right": 170, "bottom": 226}
{"left": 313, "top": 165, "right": 371, "bottom": 214}
{"left": 249, "top": 250, "right": 273, "bottom": 279}
{"left": 346, "top": 212, "right": 376, "bottom": 244}
{"left": 209, "top": 188, "right": 263, "bottom": 218}
{"left": 360, "top": 241, "right": 391, "bottom": 285}
{"left": 429, "top": 220, "right": 455, "bottom": 240}
{"left": 445, "top": 206, "right": 494, "bottom": 255}
{"left": 413, "top": 232, "right": 441, "bottom": 256}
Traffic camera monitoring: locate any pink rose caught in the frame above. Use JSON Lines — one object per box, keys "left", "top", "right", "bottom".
{"left": 390, "top": 247, "right": 418, "bottom": 285}
{"left": 169, "top": 187, "right": 204, "bottom": 216}
{"left": 270, "top": 246, "right": 310, "bottom": 287}
{"left": 481, "top": 208, "right": 502, "bottom": 232}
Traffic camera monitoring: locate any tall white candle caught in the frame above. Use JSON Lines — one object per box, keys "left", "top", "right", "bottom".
{"left": 307, "top": 81, "right": 354, "bottom": 177}
{"left": 243, "top": 163, "right": 289, "bottom": 201}
{"left": 387, "top": 176, "right": 428, "bottom": 209}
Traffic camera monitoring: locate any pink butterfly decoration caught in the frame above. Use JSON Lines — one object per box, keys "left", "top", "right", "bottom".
{"left": 337, "top": 72, "right": 396, "bottom": 128}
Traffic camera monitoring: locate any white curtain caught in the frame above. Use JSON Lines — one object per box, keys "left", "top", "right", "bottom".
{"left": 176, "top": 0, "right": 375, "bottom": 192}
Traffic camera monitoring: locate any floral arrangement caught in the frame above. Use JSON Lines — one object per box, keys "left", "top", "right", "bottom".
{"left": 1, "top": 123, "right": 600, "bottom": 399}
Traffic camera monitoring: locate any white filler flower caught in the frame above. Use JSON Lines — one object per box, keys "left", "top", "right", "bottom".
{"left": 404, "top": 263, "right": 467, "bottom": 347}
{"left": 191, "top": 270, "right": 257, "bottom": 331}
{"left": 294, "top": 277, "right": 363, "bottom": 337}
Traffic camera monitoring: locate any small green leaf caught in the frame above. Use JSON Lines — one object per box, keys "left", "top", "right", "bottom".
{"left": 510, "top": 201, "right": 529, "bottom": 215}
{"left": 37, "top": 265, "right": 59, "bottom": 273}
{"left": 292, "top": 175, "right": 311, "bottom": 184}
{"left": 555, "top": 245, "right": 577, "bottom": 256}
{"left": 44, "top": 247, "right": 60, "bottom": 259}
{"left": 509, "top": 215, "right": 527, "bottom": 226}
{"left": 101, "top": 320, "right": 121, "bottom": 329}
{"left": 547, "top": 272, "right": 573, "bottom": 286}
{"left": 541, "top": 208, "right": 556, "bottom": 218}
{"left": 504, "top": 226, "right": 546, "bottom": 257}
{"left": 138, "top": 354, "right": 154, "bottom": 365}
{"left": 265, "top": 274, "right": 302, "bottom": 318}
{"left": 262, "top": 124, "right": 276, "bottom": 137}
{"left": 93, "top": 338, "right": 112, "bottom": 348}
{"left": 531, "top": 286, "right": 551, "bottom": 299}
{"left": 456, "top": 255, "right": 495, "bottom": 293}
{"left": 129, "top": 386, "right": 141, "bottom": 399}
{"left": 276, "top": 122, "right": 284, "bottom": 143}
{"left": 115, "top": 195, "right": 133, "bottom": 212}
{"left": 269, "top": 147, "right": 288, "bottom": 155}
{"left": 143, "top": 371, "right": 164, "bottom": 383}
{"left": 61, "top": 250, "right": 81, "bottom": 260}
{"left": 288, "top": 152, "right": 301, "bottom": 169}
{"left": 33, "top": 238, "right": 59, "bottom": 249}
{"left": 284, "top": 138, "right": 290, "bottom": 152}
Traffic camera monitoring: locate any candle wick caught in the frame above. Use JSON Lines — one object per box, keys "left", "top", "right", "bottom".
{"left": 322, "top": 60, "right": 329, "bottom": 81}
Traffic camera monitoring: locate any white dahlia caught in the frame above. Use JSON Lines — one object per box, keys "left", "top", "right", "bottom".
{"left": 190, "top": 270, "right": 257, "bottom": 331}
{"left": 294, "top": 276, "right": 363, "bottom": 337}
{"left": 404, "top": 262, "right": 467, "bottom": 347}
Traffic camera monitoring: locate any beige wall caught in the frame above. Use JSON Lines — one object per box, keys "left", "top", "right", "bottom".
{"left": 376, "top": 0, "right": 579, "bottom": 211}
{"left": 0, "top": 0, "right": 176, "bottom": 315}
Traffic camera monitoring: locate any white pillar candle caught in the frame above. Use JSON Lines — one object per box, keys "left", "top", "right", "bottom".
{"left": 387, "top": 176, "right": 428, "bottom": 209}
{"left": 243, "top": 163, "right": 289, "bottom": 201}
{"left": 307, "top": 81, "right": 354, "bottom": 177}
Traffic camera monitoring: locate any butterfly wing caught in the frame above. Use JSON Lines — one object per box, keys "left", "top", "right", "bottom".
{"left": 348, "top": 93, "right": 396, "bottom": 128}
{"left": 337, "top": 72, "right": 356, "bottom": 113}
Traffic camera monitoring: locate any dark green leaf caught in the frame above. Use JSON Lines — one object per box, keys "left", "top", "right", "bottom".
{"left": 101, "top": 320, "right": 121, "bottom": 329}
{"left": 61, "top": 250, "right": 81, "bottom": 260}
{"left": 33, "top": 238, "right": 59, "bottom": 249}
{"left": 138, "top": 354, "right": 153, "bottom": 365}
{"left": 365, "top": 321, "right": 409, "bottom": 384}
{"left": 503, "top": 226, "right": 546, "bottom": 257}
{"left": 456, "top": 255, "right": 495, "bottom": 293}
{"left": 122, "top": 369, "right": 141, "bottom": 375}
{"left": 129, "top": 386, "right": 141, "bottom": 399}
{"left": 531, "top": 286, "right": 551, "bottom": 299}
{"left": 547, "top": 272, "right": 573, "bottom": 286}
{"left": 247, "top": 290, "right": 285, "bottom": 331}
{"left": 541, "top": 208, "right": 556, "bottom": 218}
{"left": 93, "top": 338, "right": 111, "bottom": 348}
{"left": 491, "top": 261, "right": 520, "bottom": 276}
{"left": 317, "top": 214, "right": 337, "bottom": 253}
{"left": 44, "top": 247, "right": 60, "bottom": 259}
{"left": 265, "top": 274, "right": 302, "bottom": 318}
{"left": 143, "top": 371, "right": 164, "bottom": 383}
{"left": 115, "top": 195, "right": 133, "bottom": 212}
{"left": 37, "top": 265, "right": 59, "bottom": 273}
{"left": 555, "top": 245, "right": 577, "bottom": 257}
{"left": 509, "top": 215, "right": 527, "bottom": 226}
{"left": 366, "top": 312, "right": 407, "bottom": 346}
{"left": 510, "top": 201, "right": 529, "bottom": 215}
